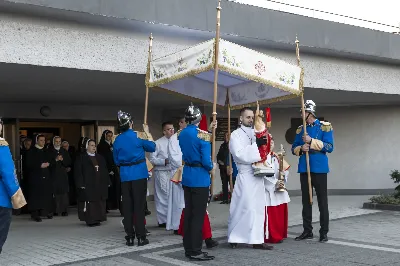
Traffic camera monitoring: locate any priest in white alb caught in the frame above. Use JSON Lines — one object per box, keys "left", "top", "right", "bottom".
{"left": 149, "top": 121, "right": 176, "bottom": 227}
{"left": 227, "top": 106, "right": 273, "bottom": 250}
{"left": 166, "top": 118, "right": 185, "bottom": 233}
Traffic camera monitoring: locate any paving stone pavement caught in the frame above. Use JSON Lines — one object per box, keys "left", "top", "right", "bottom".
{"left": 1, "top": 195, "right": 390, "bottom": 266}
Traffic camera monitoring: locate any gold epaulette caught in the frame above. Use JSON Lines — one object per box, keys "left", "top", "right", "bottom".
{"left": 296, "top": 125, "right": 303, "bottom": 134}
{"left": 197, "top": 128, "right": 211, "bottom": 142}
{"left": 320, "top": 121, "right": 333, "bottom": 132}
{"left": 0, "top": 139, "right": 9, "bottom": 146}
{"left": 135, "top": 131, "right": 149, "bottom": 140}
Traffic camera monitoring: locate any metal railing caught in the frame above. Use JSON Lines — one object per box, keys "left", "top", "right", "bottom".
{"left": 230, "top": 0, "right": 400, "bottom": 33}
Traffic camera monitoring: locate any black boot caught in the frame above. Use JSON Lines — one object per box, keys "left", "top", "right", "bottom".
{"left": 32, "top": 216, "right": 42, "bottom": 222}
{"left": 205, "top": 238, "right": 219, "bottom": 249}
{"left": 125, "top": 236, "right": 134, "bottom": 246}
{"left": 138, "top": 237, "right": 149, "bottom": 246}
{"left": 188, "top": 252, "right": 215, "bottom": 261}
{"left": 295, "top": 231, "right": 313, "bottom": 241}
{"left": 319, "top": 234, "right": 328, "bottom": 243}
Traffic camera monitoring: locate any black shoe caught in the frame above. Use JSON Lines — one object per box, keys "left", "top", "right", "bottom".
{"left": 145, "top": 209, "right": 151, "bottom": 216}
{"left": 145, "top": 228, "right": 151, "bottom": 236}
{"left": 319, "top": 234, "right": 328, "bottom": 243}
{"left": 125, "top": 236, "right": 134, "bottom": 246}
{"left": 173, "top": 230, "right": 179, "bottom": 235}
{"left": 53, "top": 213, "right": 59, "bottom": 216}
{"left": 205, "top": 238, "right": 219, "bottom": 249}
{"left": 87, "top": 222, "right": 101, "bottom": 227}
{"left": 32, "top": 217, "right": 42, "bottom": 222}
{"left": 295, "top": 232, "right": 313, "bottom": 241}
{"left": 47, "top": 214, "right": 53, "bottom": 219}
{"left": 158, "top": 223, "right": 166, "bottom": 228}
{"left": 138, "top": 237, "right": 149, "bottom": 246}
{"left": 61, "top": 212, "right": 68, "bottom": 217}
{"left": 230, "top": 243, "right": 238, "bottom": 249}
{"left": 188, "top": 252, "right": 214, "bottom": 261}
{"left": 220, "top": 200, "right": 228, "bottom": 204}
{"left": 253, "top": 244, "right": 274, "bottom": 250}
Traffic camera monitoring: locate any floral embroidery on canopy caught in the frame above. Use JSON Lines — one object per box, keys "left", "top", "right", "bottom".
{"left": 255, "top": 61, "right": 266, "bottom": 75}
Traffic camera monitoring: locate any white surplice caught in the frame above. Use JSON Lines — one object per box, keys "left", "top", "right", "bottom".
{"left": 149, "top": 136, "right": 174, "bottom": 225}
{"left": 228, "top": 125, "right": 268, "bottom": 244}
{"left": 264, "top": 154, "right": 290, "bottom": 207}
{"left": 166, "top": 133, "right": 185, "bottom": 230}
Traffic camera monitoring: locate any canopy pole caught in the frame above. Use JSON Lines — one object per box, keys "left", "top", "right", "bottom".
{"left": 296, "top": 36, "right": 313, "bottom": 205}
{"left": 210, "top": 0, "right": 222, "bottom": 195}
{"left": 144, "top": 33, "right": 153, "bottom": 125}
{"left": 227, "top": 99, "right": 234, "bottom": 195}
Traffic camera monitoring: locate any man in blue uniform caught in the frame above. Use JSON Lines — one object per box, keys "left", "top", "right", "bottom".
{"left": 179, "top": 103, "right": 216, "bottom": 261}
{"left": 113, "top": 111, "right": 156, "bottom": 247}
{"left": 291, "top": 100, "right": 334, "bottom": 243}
{"left": 0, "top": 119, "right": 26, "bottom": 253}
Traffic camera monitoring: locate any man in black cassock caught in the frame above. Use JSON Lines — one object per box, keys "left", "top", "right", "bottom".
{"left": 25, "top": 134, "right": 54, "bottom": 222}
{"left": 74, "top": 138, "right": 111, "bottom": 227}
{"left": 48, "top": 136, "right": 71, "bottom": 216}
{"left": 97, "top": 130, "right": 121, "bottom": 215}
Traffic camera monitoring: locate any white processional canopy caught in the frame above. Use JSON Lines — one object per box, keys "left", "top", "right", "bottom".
{"left": 147, "top": 39, "right": 304, "bottom": 109}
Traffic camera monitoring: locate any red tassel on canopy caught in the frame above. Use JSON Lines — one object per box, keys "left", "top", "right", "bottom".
{"left": 199, "top": 114, "right": 208, "bottom": 131}
{"left": 266, "top": 107, "right": 271, "bottom": 128}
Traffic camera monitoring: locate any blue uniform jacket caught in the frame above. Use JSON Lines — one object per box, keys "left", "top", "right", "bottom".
{"left": 113, "top": 129, "right": 156, "bottom": 182}
{"left": 291, "top": 119, "right": 334, "bottom": 174}
{"left": 0, "top": 139, "right": 20, "bottom": 208}
{"left": 179, "top": 124, "right": 213, "bottom": 188}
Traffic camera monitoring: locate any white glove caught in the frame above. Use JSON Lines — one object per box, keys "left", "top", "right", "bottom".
{"left": 109, "top": 171, "right": 114, "bottom": 175}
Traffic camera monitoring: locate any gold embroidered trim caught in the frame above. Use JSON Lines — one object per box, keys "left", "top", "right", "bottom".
{"left": 293, "top": 146, "right": 302, "bottom": 156}
{"left": 136, "top": 131, "right": 149, "bottom": 140}
{"left": 320, "top": 121, "right": 333, "bottom": 132}
{"left": 296, "top": 125, "right": 303, "bottom": 134}
{"left": 310, "top": 139, "right": 323, "bottom": 151}
{"left": 0, "top": 139, "right": 9, "bottom": 146}
{"left": 197, "top": 128, "right": 211, "bottom": 142}
{"left": 11, "top": 188, "right": 27, "bottom": 209}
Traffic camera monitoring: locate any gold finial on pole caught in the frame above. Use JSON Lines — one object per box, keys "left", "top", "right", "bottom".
{"left": 296, "top": 36, "right": 313, "bottom": 205}
{"left": 210, "top": 0, "right": 222, "bottom": 195}
{"left": 144, "top": 33, "right": 153, "bottom": 125}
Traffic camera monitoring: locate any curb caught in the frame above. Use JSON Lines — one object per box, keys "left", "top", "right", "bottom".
{"left": 363, "top": 202, "right": 400, "bottom": 211}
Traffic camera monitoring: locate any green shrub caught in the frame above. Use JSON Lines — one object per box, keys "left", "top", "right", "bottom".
{"left": 369, "top": 194, "right": 400, "bottom": 205}
{"left": 390, "top": 170, "right": 400, "bottom": 198}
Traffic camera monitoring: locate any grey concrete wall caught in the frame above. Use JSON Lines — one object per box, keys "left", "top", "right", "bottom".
{"left": 205, "top": 105, "right": 400, "bottom": 194}
{"left": 4, "top": 0, "right": 400, "bottom": 62}
{"left": 1, "top": 13, "right": 399, "bottom": 96}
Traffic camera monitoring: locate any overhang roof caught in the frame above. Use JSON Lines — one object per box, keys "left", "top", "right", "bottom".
{"left": 1, "top": 0, "right": 400, "bottom": 65}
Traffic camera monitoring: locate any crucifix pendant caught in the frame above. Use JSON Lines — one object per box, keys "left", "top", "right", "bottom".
{"left": 95, "top": 165, "right": 99, "bottom": 172}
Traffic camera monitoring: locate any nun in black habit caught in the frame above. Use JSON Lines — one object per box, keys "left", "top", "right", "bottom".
{"left": 48, "top": 136, "right": 72, "bottom": 216}
{"left": 97, "top": 130, "right": 121, "bottom": 214}
{"left": 25, "top": 134, "right": 54, "bottom": 222}
{"left": 74, "top": 138, "right": 111, "bottom": 227}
